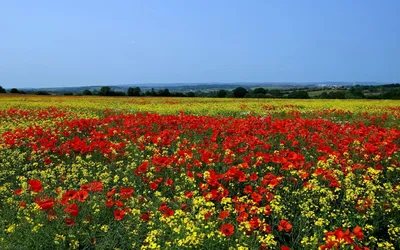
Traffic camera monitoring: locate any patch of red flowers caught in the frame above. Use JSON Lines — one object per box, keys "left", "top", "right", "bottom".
{"left": 278, "top": 220, "right": 292, "bottom": 232}
{"left": 64, "top": 203, "right": 79, "bottom": 217}
{"left": 114, "top": 209, "right": 125, "bottom": 221}
{"left": 220, "top": 223, "right": 235, "bottom": 237}
{"left": 28, "top": 179, "right": 42, "bottom": 193}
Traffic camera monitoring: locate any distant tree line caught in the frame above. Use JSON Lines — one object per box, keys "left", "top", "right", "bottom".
{"left": 315, "top": 84, "right": 400, "bottom": 100}
{"left": 79, "top": 86, "right": 312, "bottom": 98}
{"left": 0, "top": 86, "right": 26, "bottom": 94}
{"left": 1, "top": 83, "right": 400, "bottom": 99}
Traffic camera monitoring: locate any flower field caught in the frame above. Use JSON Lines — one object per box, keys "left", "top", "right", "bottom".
{"left": 1, "top": 96, "right": 400, "bottom": 249}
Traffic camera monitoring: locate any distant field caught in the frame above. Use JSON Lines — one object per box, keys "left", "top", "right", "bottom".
{"left": 1, "top": 94, "right": 399, "bottom": 114}
{"left": 307, "top": 89, "right": 346, "bottom": 97}
{"left": 1, "top": 95, "right": 399, "bottom": 249}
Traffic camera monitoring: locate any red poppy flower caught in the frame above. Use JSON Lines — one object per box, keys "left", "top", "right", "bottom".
{"left": 278, "top": 219, "right": 292, "bottom": 232}
{"left": 105, "top": 199, "right": 114, "bottom": 208}
{"left": 158, "top": 202, "right": 168, "bottom": 211}
{"left": 186, "top": 171, "right": 194, "bottom": 178}
{"left": 28, "top": 179, "right": 42, "bottom": 193}
{"left": 134, "top": 161, "right": 149, "bottom": 175}
{"left": 115, "top": 200, "right": 124, "bottom": 207}
{"left": 64, "top": 203, "right": 79, "bottom": 217}
{"left": 353, "top": 226, "right": 364, "bottom": 240}
{"left": 204, "top": 211, "right": 213, "bottom": 220}
{"left": 281, "top": 246, "right": 291, "bottom": 250}
{"left": 107, "top": 188, "right": 116, "bottom": 198}
{"left": 77, "top": 190, "right": 89, "bottom": 202}
{"left": 163, "top": 208, "right": 174, "bottom": 217}
{"left": 185, "top": 191, "right": 193, "bottom": 198}
{"left": 35, "top": 198, "right": 55, "bottom": 210}
{"left": 244, "top": 185, "right": 253, "bottom": 194}
{"left": 14, "top": 188, "right": 23, "bottom": 195}
{"left": 62, "top": 190, "right": 77, "bottom": 203}
{"left": 180, "top": 203, "right": 190, "bottom": 212}
{"left": 80, "top": 184, "right": 90, "bottom": 191}
{"left": 89, "top": 181, "right": 103, "bottom": 192}
{"left": 220, "top": 223, "right": 235, "bottom": 237}
{"left": 141, "top": 212, "right": 150, "bottom": 221}
{"left": 249, "top": 217, "right": 260, "bottom": 229}
{"left": 114, "top": 209, "right": 125, "bottom": 220}
{"left": 251, "top": 192, "right": 262, "bottom": 203}
{"left": 165, "top": 178, "right": 174, "bottom": 186}
{"left": 149, "top": 182, "right": 158, "bottom": 190}
{"left": 237, "top": 211, "right": 249, "bottom": 223}
{"left": 64, "top": 218, "right": 75, "bottom": 226}
{"left": 119, "top": 187, "right": 134, "bottom": 200}
{"left": 250, "top": 173, "right": 258, "bottom": 181}
{"left": 264, "top": 204, "right": 271, "bottom": 216}
{"left": 44, "top": 157, "right": 52, "bottom": 165}
{"left": 261, "top": 223, "right": 272, "bottom": 233}
{"left": 218, "top": 210, "right": 230, "bottom": 220}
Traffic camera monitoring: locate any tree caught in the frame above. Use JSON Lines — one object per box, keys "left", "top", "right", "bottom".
{"left": 347, "top": 87, "right": 365, "bottom": 99}
{"left": 186, "top": 91, "right": 195, "bottom": 97}
{"left": 113, "top": 91, "right": 126, "bottom": 96}
{"left": 97, "top": 86, "right": 126, "bottom": 96}
{"left": 35, "top": 90, "right": 50, "bottom": 95}
{"left": 0, "top": 86, "right": 6, "bottom": 93}
{"left": 99, "top": 86, "right": 111, "bottom": 96}
{"left": 9, "top": 88, "right": 20, "bottom": 94}
{"left": 157, "top": 88, "right": 171, "bottom": 97}
{"left": 381, "top": 89, "right": 400, "bottom": 99}
{"left": 319, "top": 92, "right": 329, "bottom": 99}
{"left": 328, "top": 91, "right": 346, "bottom": 99}
{"left": 64, "top": 92, "right": 74, "bottom": 96}
{"left": 233, "top": 87, "right": 248, "bottom": 98}
{"left": 288, "top": 90, "right": 310, "bottom": 99}
{"left": 173, "top": 92, "right": 185, "bottom": 97}
{"left": 253, "top": 88, "right": 267, "bottom": 95}
{"left": 268, "top": 89, "right": 283, "bottom": 98}
{"left": 127, "top": 87, "right": 141, "bottom": 96}
{"left": 82, "top": 89, "right": 92, "bottom": 95}
{"left": 216, "top": 89, "right": 228, "bottom": 98}
{"left": 145, "top": 88, "right": 157, "bottom": 96}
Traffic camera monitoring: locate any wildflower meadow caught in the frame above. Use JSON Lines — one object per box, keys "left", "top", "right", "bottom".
{"left": 1, "top": 96, "right": 399, "bottom": 249}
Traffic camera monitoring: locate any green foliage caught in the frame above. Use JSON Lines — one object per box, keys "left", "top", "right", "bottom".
{"left": 157, "top": 89, "right": 171, "bottom": 97}
{"left": 233, "top": 87, "right": 248, "bottom": 98}
{"left": 319, "top": 91, "right": 346, "bottom": 99}
{"left": 98, "top": 86, "right": 126, "bottom": 96}
{"left": 127, "top": 87, "right": 141, "bottom": 96}
{"left": 288, "top": 90, "right": 310, "bottom": 99}
{"left": 9, "top": 88, "right": 20, "bottom": 94}
{"left": 216, "top": 89, "right": 228, "bottom": 98}
{"left": 82, "top": 89, "right": 93, "bottom": 95}
{"left": 99, "top": 86, "right": 112, "bottom": 96}
{"left": 252, "top": 88, "right": 267, "bottom": 95}
{"left": 381, "top": 89, "right": 400, "bottom": 99}
{"left": 144, "top": 88, "right": 158, "bottom": 96}
{"left": 268, "top": 89, "right": 283, "bottom": 98}
{"left": 173, "top": 92, "right": 186, "bottom": 97}
{"left": 35, "top": 90, "right": 51, "bottom": 95}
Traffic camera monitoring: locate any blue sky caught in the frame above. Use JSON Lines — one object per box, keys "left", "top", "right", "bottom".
{"left": 1, "top": 0, "right": 399, "bottom": 88}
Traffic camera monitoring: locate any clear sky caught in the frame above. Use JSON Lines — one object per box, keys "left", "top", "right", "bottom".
{"left": 1, "top": 0, "right": 399, "bottom": 88}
